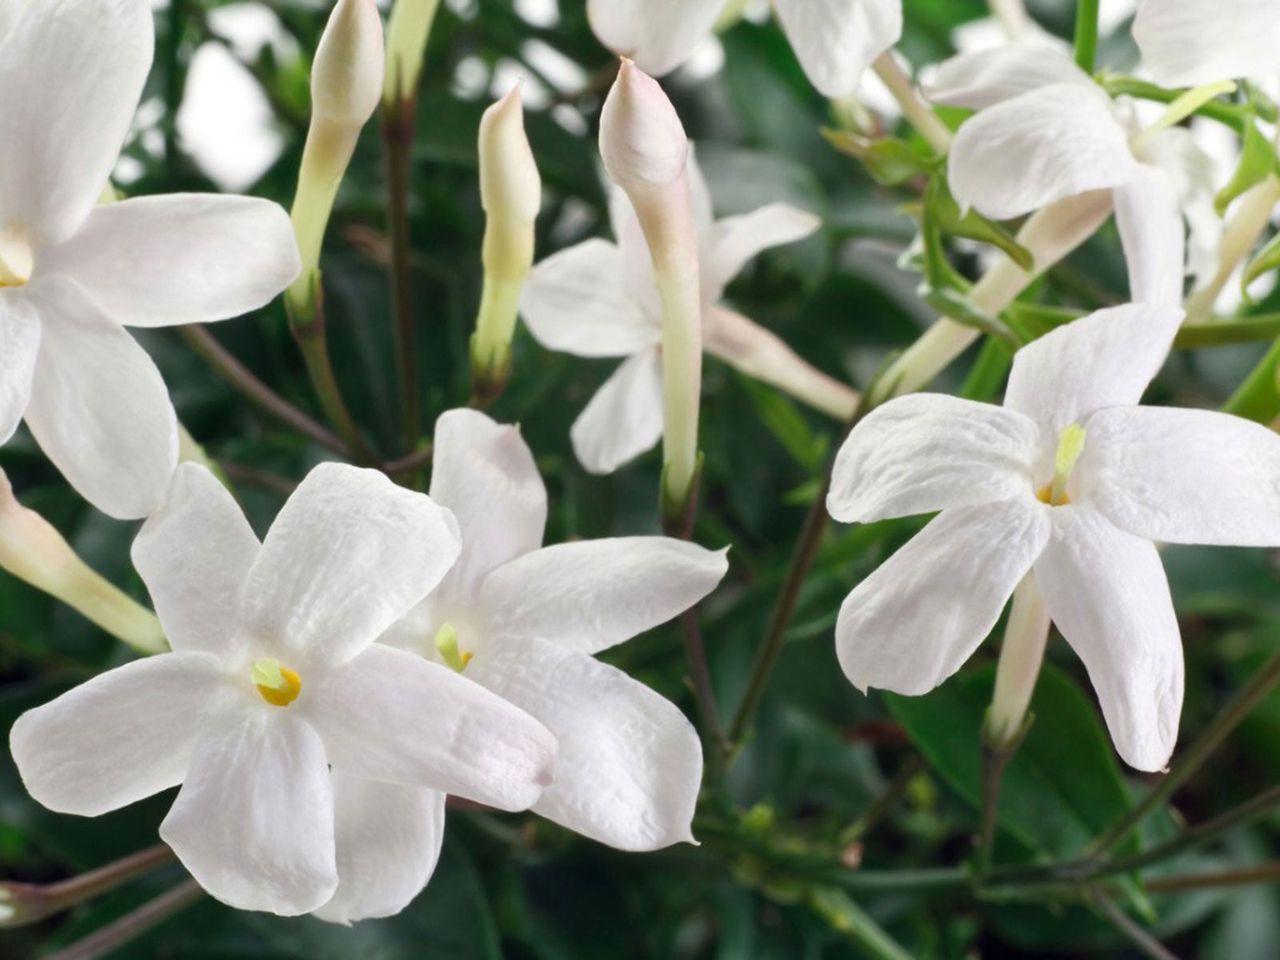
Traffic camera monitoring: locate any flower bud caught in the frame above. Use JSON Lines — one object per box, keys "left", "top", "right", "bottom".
{"left": 600, "top": 60, "right": 689, "bottom": 191}
{"left": 599, "top": 61, "right": 702, "bottom": 518}
{"left": 0, "top": 470, "right": 166, "bottom": 655}
{"left": 472, "top": 85, "right": 542, "bottom": 393}
{"left": 288, "top": 0, "right": 387, "bottom": 318}
{"left": 384, "top": 0, "right": 442, "bottom": 106}
{"left": 985, "top": 574, "right": 1050, "bottom": 748}
{"left": 312, "top": 0, "right": 385, "bottom": 128}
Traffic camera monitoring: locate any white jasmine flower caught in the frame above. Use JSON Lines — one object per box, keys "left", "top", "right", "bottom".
{"left": 9, "top": 463, "right": 556, "bottom": 918}
{"left": 587, "top": 0, "right": 901, "bottom": 97}
{"left": 0, "top": 0, "right": 300, "bottom": 519}
{"left": 827, "top": 303, "right": 1280, "bottom": 771}
{"left": 521, "top": 150, "right": 849, "bottom": 475}
{"left": 381, "top": 409, "right": 729, "bottom": 851}
{"left": 1133, "top": 0, "right": 1280, "bottom": 88}
{"left": 929, "top": 44, "right": 1191, "bottom": 307}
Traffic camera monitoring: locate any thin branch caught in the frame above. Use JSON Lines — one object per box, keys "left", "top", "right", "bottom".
{"left": 382, "top": 93, "right": 421, "bottom": 454}
{"left": 43, "top": 880, "right": 203, "bottom": 960}
{"left": 1, "top": 845, "right": 176, "bottom": 928}
{"left": 1145, "top": 860, "right": 1280, "bottom": 893}
{"left": 178, "top": 325, "right": 351, "bottom": 457}
{"left": 1092, "top": 890, "right": 1182, "bottom": 960}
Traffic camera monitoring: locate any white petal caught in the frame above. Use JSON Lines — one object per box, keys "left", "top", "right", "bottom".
{"left": 429, "top": 409, "right": 546, "bottom": 597}
{"left": 161, "top": 712, "right": 338, "bottom": 916}
{"left": 773, "top": 0, "right": 902, "bottom": 99}
{"left": 587, "top": 0, "right": 723, "bottom": 77}
{"left": 10, "top": 653, "right": 233, "bottom": 816}
{"left": 1004, "top": 303, "right": 1184, "bottom": 436}
{"left": 827, "top": 394, "right": 1040, "bottom": 524}
{"left": 570, "top": 348, "right": 665, "bottom": 475}
{"left": 1035, "top": 506, "right": 1184, "bottom": 771}
{"left": 949, "top": 83, "right": 1137, "bottom": 221}
{"left": 836, "top": 500, "right": 1050, "bottom": 695}
{"left": 1133, "top": 0, "right": 1280, "bottom": 87}
{"left": 1080, "top": 406, "right": 1280, "bottom": 547}
{"left": 132, "top": 463, "right": 260, "bottom": 657}
{"left": 0, "top": 0, "right": 152, "bottom": 244}
{"left": 521, "top": 240, "right": 659, "bottom": 358}
{"left": 1113, "top": 167, "right": 1185, "bottom": 308}
{"left": 470, "top": 639, "right": 701, "bottom": 851}
{"left": 39, "top": 195, "right": 300, "bottom": 328}
{"left": 313, "top": 777, "right": 446, "bottom": 925}
{"left": 479, "top": 538, "right": 729, "bottom": 655}
{"left": 243, "top": 464, "right": 461, "bottom": 665}
{"left": 705, "top": 204, "right": 822, "bottom": 296}
{"left": 308, "top": 644, "right": 556, "bottom": 811}
{"left": 0, "top": 294, "right": 40, "bottom": 444}
{"left": 22, "top": 278, "right": 177, "bottom": 520}
{"left": 924, "top": 44, "right": 1093, "bottom": 110}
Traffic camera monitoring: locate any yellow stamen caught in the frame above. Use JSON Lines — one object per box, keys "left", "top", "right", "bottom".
{"left": 0, "top": 228, "right": 32, "bottom": 289}
{"left": 252, "top": 658, "right": 302, "bottom": 707}
{"left": 1037, "top": 423, "right": 1086, "bottom": 506}
{"left": 434, "top": 622, "right": 473, "bottom": 673}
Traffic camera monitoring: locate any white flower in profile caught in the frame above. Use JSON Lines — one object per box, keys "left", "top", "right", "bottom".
{"left": 380, "top": 409, "right": 729, "bottom": 851}
{"left": 9, "top": 463, "right": 557, "bottom": 919}
{"left": 521, "top": 150, "right": 851, "bottom": 474}
{"left": 827, "top": 303, "right": 1280, "bottom": 771}
{"left": 587, "top": 0, "right": 901, "bottom": 97}
{"left": 0, "top": 0, "right": 299, "bottom": 519}
{"left": 1133, "top": 0, "right": 1280, "bottom": 88}
{"left": 928, "top": 44, "right": 1192, "bottom": 308}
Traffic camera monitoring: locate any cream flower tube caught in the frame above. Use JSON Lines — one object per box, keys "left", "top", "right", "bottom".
{"left": 0, "top": 470, "right": 166, "bottom": 655}
{"left": 472, "top": 85, "right": 541, "bottom": 397}
{"left": 599, "top": 62, "right": 702, "bottom": 517}
{"left": 287, "top": 0, "right": 385, "bottom": 316}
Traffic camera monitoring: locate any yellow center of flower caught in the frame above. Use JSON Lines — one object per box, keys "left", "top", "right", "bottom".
{"left": 1035, "top": 423, "right": 1087, "bottom": 507}
{"left": 0, "top": 228, "right": 33, "bottom": 289}
{"left": 251, "top": 658, "right": 302, "bottom": 707}
{"left": 434, "top": 622, "right": 473, "bottom": 673}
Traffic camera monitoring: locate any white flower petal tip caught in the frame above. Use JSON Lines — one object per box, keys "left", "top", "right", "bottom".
{"left": 312, "top": 0, "right": 385, "bottom": 129}
{"left": 948, "top": 83, "right": 1137, "bottom": 221}
{"left": 586, "top": 0, "right": 723, "bottom": 78}
{"left": 835, "top": 502, "right": 1051, "bottom": 697}
{"left": 244, "top": 463, "right": 463, "bottom": 664}
{"left": 1133, "top": 0, "right": 1280, "bottom": 88}
{"left": 600, "top": 61, "right": 689, "bottom": 191}
{"left": 773, "top": 0, "right": 902, "bottom": 98}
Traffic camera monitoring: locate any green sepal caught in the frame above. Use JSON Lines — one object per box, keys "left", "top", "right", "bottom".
{"left": 926, "top": 174, "right": 1035, "bottom": 272}
{"left": 821, "top": 128, "right": 938, "bottom": 186}
{"left": 1215, "top": 119, "right": 1279, "bottom": 216}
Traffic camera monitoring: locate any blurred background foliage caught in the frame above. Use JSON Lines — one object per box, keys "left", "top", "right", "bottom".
{"left": 3, "top": 0, "right": 1280, "bottom": 957}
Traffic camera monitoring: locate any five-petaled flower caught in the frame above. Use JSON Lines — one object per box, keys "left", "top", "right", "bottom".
{"left": 10, "top": 462, "right": 557, "bottom": 919}
{"left": 520, "top": 150, "right": 850, "bottom": 475}
{"left": 827, "top": 303, "right": 1280, "bottom": 772}
{"left": 0, "top": 0, "right": 300, "bottom": 519}
{"left": 379, "top": 409, "right": 729, "bottom": 852}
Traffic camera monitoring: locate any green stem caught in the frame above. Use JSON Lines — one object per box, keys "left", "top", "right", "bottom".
{"left": 1145, "top": 860, "right": 1280, "bottom": 893}
{"left": 1073, "top": 0, "right": 1100, "bottom": 73}
{"left": 1099, "top": 76, "right": 1259, "bottom": 133}
{"left": 1092, "top": 891, "right": 1180, "bottom": 960}
{"left": 1175, "top": 315, "right": 1280, "bottom": 349}
{"left": 841, "top": 756, "right": 926, "bottom": 844}
{"left": 1222, "top": 336, "right": 1280, "bottom": 423}
{"left": 1089, "top": 649, "right": 1280, "bottom": 858}
{"left": 728, "top": 392, "right": 876, "bottom": 749}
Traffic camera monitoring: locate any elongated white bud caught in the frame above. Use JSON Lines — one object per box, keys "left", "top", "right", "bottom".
{"left": 472, "top": 85, "right": 541, "bottom": 392}
{"left": 0, "top": 471, "right": 166, "bottom": 655}
{"left": 288, "top": 0, "right": 387, "bottom": 317}
{"left": 600, "top": 61, "right": 702, "bottom": 518}
{"left": 313, "top": 0, "right": 385, "bottom": 127}
{"left": 384, "top": 0, "right": 442, "bottom": 106}
{"left": 985, "top": 573, "right": 1051, "bottom": 748}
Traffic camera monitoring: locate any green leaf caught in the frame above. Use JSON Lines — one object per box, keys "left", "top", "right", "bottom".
{"left": 737, "top": 376, "right": 829, "bottom": 472}
{"left": 1242, "top": 228, "right": 1280, "bottom": 297}
{"left": 926, "top": 174, "right": 1034, "bottom": 271}
{"left": 821, "top": 130, "right": 936, "bottom": 186}
{"left": 1215, "top": 120, "right": 1278, "bottom": 216}
{"left": 884, "top": 662, "right": 1135, "bottom": 860}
